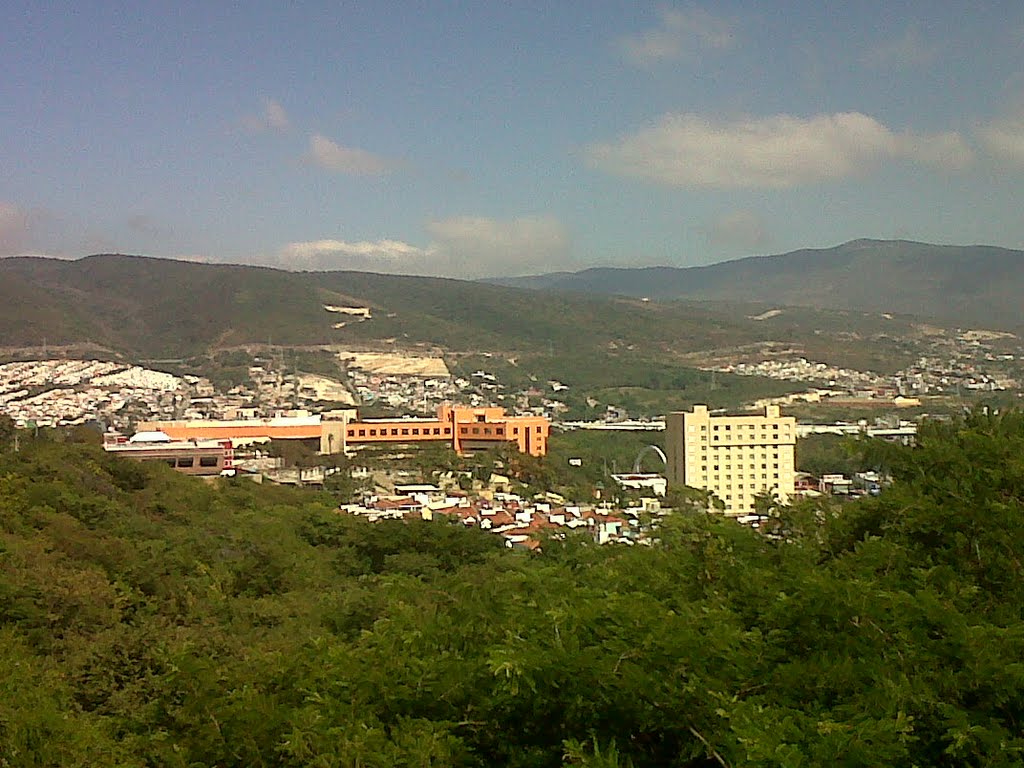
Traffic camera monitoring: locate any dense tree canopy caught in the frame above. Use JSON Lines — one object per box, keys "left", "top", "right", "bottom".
{"left": 794, "top": 432, "right": 877, "bottom": 477}
{"left": 1, "top": 412, "right": 1023, "bottom": 766}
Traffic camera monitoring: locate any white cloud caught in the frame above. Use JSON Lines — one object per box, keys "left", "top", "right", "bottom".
{"left": 896, "top": 130, "right": 974, "bottom": 171}
{"left": 701, "top": 210, "right": 771, "bottom": 252}
{"left": 307, "top": 133, "right": 394, "bottom": 176}
{"left": 278, "top": 215, "right": 570, "bottom": 277}
{"left": 619, "top": 7, "right": 736, "bottom": 66}
{"left": 425, "top": 215, "right": 569, "bottom": 276}
{"left": 976, "top": 113, "right": 1024, "bottom": 167}
{"left": 0, "top": 202, "right": 31, "bottom": 255}
{"left": 241, "top": 98, "right": 291, "bottom": 132}
{"left": 281, "top": 238, "right": 431, "bottom": 269}
{"left": 586, "top": 111, "right": 973, "bottom": 188}
{"left": 862, "top": 26, "right": 937, "bottom": 70}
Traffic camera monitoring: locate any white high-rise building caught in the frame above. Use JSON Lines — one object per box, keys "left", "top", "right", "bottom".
{"left": 665, "top": 405, "right": 796, "bottom": 515}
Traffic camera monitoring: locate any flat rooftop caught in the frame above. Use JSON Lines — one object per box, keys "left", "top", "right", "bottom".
{"left": 105, "top": 440, "right": 228, "bottom": 452}
{"left": 354, "top": 417, "right": 442, "bottom": 423}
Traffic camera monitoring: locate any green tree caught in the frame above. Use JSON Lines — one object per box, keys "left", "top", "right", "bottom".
{"left": 2, "top": 411, "right": 1024, "bottom": 766}
{"left": 0, "top": 413, "right": 15, "bottom": 451}
{"left": 663, "top": 484, "right": 724, "bottom": 513}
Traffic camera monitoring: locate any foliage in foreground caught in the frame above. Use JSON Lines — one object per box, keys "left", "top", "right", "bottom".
{"left": 1, "top": 412, "right": 1024, "bottom": 766}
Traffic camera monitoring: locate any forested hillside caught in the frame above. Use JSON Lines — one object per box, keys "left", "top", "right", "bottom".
{"left": 0, "top": 254, "right": 938, "bottom": 369}
{"left": 0, "top": 254, "right": 766, "bottom": 358}
{"left": 2, "top": 415, "right": 1024, "bottom": 766}
{"left": 491, "top": 239, "right": 1024, "bottom": 330}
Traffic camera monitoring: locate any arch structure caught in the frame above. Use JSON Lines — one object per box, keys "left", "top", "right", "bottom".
{"left": 633, "top": 444, "right": 668, "bottom": 473}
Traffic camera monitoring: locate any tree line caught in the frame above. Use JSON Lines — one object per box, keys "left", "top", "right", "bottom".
{"left": 0, "top": 411, "right": 1022, "bottom": 765}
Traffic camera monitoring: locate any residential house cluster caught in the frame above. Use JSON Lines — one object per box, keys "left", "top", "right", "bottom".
{"left": 338, "top": 483, "right": 653, "bottom": 549}
{"left": 715, "top": 358, "right": 885, "bottom": 389}
{"left": 349, "top": 369, "right": 473, "bottom": 412}
{"left": 700, "top": 326, "right": 1024, "bottom": 401}
{"left": 0, "top": 359, "right": 193, "bottom": 428}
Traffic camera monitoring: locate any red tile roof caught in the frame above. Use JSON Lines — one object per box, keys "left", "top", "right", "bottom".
{"left": 372, "top": 496, "right": 421, "bottom": 510}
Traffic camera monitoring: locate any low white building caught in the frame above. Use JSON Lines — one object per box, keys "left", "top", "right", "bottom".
{"left": 610, "top": 473, "right": 667, "bottom": 497}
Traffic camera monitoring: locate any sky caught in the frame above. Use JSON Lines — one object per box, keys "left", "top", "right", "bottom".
{"left": 2, "top": 1, "right": 1024, "bottom": 278}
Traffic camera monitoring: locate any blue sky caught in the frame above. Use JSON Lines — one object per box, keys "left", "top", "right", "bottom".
{"left": 2, "top": 1, "right": 1024, "bottom": 277}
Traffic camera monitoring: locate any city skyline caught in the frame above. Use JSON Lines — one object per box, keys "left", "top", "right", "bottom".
{"left": 3, "top": 1, "right": 1024, "bottom": 277}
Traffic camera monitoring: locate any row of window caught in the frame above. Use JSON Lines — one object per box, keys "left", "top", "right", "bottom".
{"left": 702, "top": 473, "right": 780, "bottom": 484}
{"left": 141, "top": 456, "right": 219, "bottom": 468}
{"left": 460, "top": 426, "right": 504, "bottom": 436}
{"left": 689, "top": 423, "right": 788, "bottom": 432}
{"left": 689, "top": 448, "right": 786, "bottom": 456}
{"left": 709, "top": 423, "right": 782, "bottom": 431}
{"left": 690, "top": 446, "right": 789, "bottom": 456}
{"left": 715, "top": 463, "right": 781, "bottom": 470}
{"left": 348, "top": 426, "right": 451, "bottom": 438}
{"left": 692, "top": 456, "right": 786, "bottom": 462}
{"left": 696, "top": 435, "right": 791, "bottom": 443}
{"left": 347, "top": 424, "right": 544, "bottom": 439}
{"left": 459, "top": 425, "right": 542, "bottom": 435}
{"left": 718, "top": 480, "right": 778, "bottom": 490}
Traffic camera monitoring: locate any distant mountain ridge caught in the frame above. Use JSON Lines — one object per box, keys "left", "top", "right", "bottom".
{"left": 0, "top": 253, "right": 794, "bottom": 358}
{"left": 0, "top": 243, "right": 1016, "bottom": 365}
{"left": 488, "top": 239, "right": 1024, "bottom": 329}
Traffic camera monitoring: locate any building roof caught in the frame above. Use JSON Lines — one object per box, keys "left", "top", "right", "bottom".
{"left": 372, "top": 497, "right": 422, "bottom": 510}
{"left": 128, "top": 430, "right": 172, "bottom": 443}
{"left": 105, "top": 438, "right": 228, "bottom": 452}
{"left": 141, "top": 419, "right": 322, "bottom": 440}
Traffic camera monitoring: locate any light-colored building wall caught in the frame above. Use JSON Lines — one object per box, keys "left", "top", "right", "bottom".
{"left": 104, "top": 436, "right": 234, "bottom": 476}
{"left": 666, "top": 404, "right": 796, "bottom": 515}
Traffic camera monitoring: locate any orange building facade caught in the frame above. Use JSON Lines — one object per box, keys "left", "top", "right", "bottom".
{"left": 346, "top": 405, "right": 550, "bottom": 457}
{"left": 140, "top": 406, "right": 550, "bottom": 458}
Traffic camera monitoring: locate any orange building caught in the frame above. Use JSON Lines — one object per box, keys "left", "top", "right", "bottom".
{"left": 345, "top": 405, "right": 550, "bottom": 457}
{"left": 140, "top": 405, "right": 550, "bottom": 457}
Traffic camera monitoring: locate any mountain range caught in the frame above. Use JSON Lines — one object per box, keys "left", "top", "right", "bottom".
{"left": 0, "top": 239, "right": 1018, "bottom": 364}
{"left": 489, "top": 239, "right": 1024, "bottom": 330}
{"left": 0, "top": 253, "right": 781, "bottom": 359}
